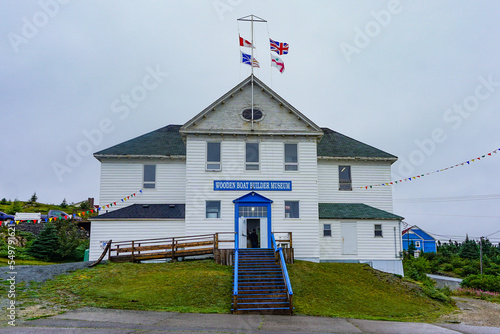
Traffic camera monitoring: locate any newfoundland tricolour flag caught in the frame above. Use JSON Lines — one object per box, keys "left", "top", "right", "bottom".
{"left": 270, "top": 38, "right": 289, "bottom": 55}
{"left": 239, "top": 35, "right": 255, "bottom": 48}
{"left": 271, "top": 54, "right": 285, "bottom": 73}
{"left": 241, "top": 51, "right": 260, "bottom": 68}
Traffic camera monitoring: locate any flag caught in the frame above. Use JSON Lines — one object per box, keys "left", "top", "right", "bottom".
{"left": 239, "top": 35, "right": 254, "bottom": 48}
{"left": 271, "top": 54, "right": 285, "bottom": 73}
{"left": 241, "top": 52, "right": 260, "bottom": 68}
{"left": 270, "top": 38, "right": 289, "bottom": 55}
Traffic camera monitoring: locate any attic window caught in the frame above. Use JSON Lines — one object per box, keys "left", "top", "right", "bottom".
{"left": 241, "top": 108, "right": 263, "bottom": 121}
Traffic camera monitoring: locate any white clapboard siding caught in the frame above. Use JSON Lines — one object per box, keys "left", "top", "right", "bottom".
{"left": 99, "top": 159, "right": 186, "bottom": 213}
{"left": 88, "top": 220, "right": 185, "bottom": 261}
{"left": 319, "top": 219, "right": 402, "bottom": 260}
{"left": 185, "top": 136, "right": 320, "bottom": 261}
{"left": 317, "top": 160, "right": 393, "bottom": 212}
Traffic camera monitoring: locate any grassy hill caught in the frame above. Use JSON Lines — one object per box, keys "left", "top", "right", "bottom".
{"left": 13, "top": 260, "right": 453, "bottom": 322}
{"left": 0, "top": 200, "right": 81, "bottom": 216}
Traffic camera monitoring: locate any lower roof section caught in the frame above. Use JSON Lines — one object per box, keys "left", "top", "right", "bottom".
{"left": 319, "top": 203, "right": 404, "bottom": 220}
{"left": 92, "top": 203, "right": 402, "bottom": 221}
{"left": 92, "top": 204, "right": 185, "bottom": 220}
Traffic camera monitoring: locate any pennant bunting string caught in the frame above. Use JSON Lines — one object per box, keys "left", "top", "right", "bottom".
{"left": 14, "top": 189, "right": 144, "bottom": 224}
{"left": 358, "top": 148, "right": 499, "bottom": 190}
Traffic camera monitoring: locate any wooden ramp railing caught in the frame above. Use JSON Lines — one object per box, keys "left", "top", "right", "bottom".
{"left": 106, "top": 233, "right": 235, "bottom": 263}
{"left": 91, "top": 232, "right": 293, "bottom": 265}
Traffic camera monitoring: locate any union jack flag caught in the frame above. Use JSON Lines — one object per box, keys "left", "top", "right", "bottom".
{"left": 270, "top": 38, "right": 289, "bottom": 55}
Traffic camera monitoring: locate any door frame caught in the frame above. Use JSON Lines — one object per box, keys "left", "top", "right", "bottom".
{"left": 233, "top": 192, "right": 273, "bottom": 249}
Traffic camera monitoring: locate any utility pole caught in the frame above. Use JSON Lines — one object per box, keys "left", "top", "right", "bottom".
{"left": 480, "top": 236, "right": 483, "bottom": 276}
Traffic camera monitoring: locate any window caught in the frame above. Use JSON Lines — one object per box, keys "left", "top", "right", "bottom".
{"left": 374, "top": 224, "right": 383, "bottom": 237}
{"left": 246, "top": 143, "right": 259, "bottom": 170}
{"left": 206, "top": 142, "right": 221, "bottom": 171}
{"left": 206, "top": 201, "right": 221, "bottom": 218}
{"left": 285, "top": 201, "right": 299, "bottom": 218}
{"left": 143, "top": 165, "right": 156, "bottom": 189}
{"left": 323, "top": 224, "right": 332, "bottom": 237}
{"left": 339, "top": 166, "right": 352, "bottom": 191}
{"left": 284, "top": 143, "right": 298, "bottom": 171}
{"left": 415, "top": 241, "right": 421, "bottom": 248}
{"left": 242, "top": 108, "right": 263, "bottom": 121}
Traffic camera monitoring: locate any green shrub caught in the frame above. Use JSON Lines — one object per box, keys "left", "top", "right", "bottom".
{"left": 441, "top": 263, "right": 454, "bottom": 272}
{"left": 462, "top": 265, "right": 479, "bottom": 276}
{"left": 461, "top": 275, "right": 500, "bottom": 293}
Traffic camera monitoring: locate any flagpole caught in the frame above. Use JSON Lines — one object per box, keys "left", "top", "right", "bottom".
{"left": 251, "top": 14, "right": 254, "bottom": 130}
{"left": 237, "top": 14, "right": 267, "bottom": 131}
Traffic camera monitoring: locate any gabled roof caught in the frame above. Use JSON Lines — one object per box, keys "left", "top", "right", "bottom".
{"left": 319, "top": 203, "right": 404, "bottom": 220}
{"left": 91, "top": 204, "right": 185, "bottom": 220}
{"left": 93, "top": 125, "right": 185, "bottom": 160}
{"left": 94, "top": 125, "right": 396, "bottom": 161}
{"left": 180, "top": 75, "right": 324, "bottom": 137}
{"left": 402, "top": 225, "right": 435, "bottom": 240}
{"left": 233, "top": 191, "right": 273, "bottom": 204}
{"left": 318, "top": 128, "right": 397, "bottom": 161}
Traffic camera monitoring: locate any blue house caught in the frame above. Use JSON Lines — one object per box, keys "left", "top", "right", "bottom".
{"left": 402, "top": 225, "right": 437, "bottom": 253}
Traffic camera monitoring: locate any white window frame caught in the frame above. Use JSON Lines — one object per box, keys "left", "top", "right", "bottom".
{"left": 284, "top": 200, "right": 300, "bottom": 219}
{"left": 339, "top": 165, "right": 352, "bottom": 191}
{"left": 415, "top": 241, "right": 421, "bottom": 248}
{"left": 143, "top": 164, "right": 156, "bottom": 189}
{"left": 284, "top": 143, "right": 299, "bottom": 171}
{"left": 245, "top": 142, "right": 260, "bottom": 171}
{"left": 323, "top": 224, "right": 332, "bottom": 237}
{"left": 206, "top": 201, "right": 221, "bottom": 219}
{"left": 206, "top": 142, "right": 221, "bottom": 171}
{"left": 374, "top": 224, "right": 383, "bottom": 237}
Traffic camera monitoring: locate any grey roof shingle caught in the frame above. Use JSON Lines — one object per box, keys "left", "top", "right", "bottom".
{"left": 92, "top": 204, "right": 185, "bottom": 220}
{"left": 93, "top": 125, "right": 396, "bottom": 160}
{"left": 319, "top": 203, "right": 404, "bottom": 220}
{"left": 94, "top": 124, "right": 185, "bottom": 157}
{"left": 318, "top": 128, "right": 397, "bottom": 159}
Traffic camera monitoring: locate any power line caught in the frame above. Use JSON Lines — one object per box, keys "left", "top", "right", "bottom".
{"left": 399, "top": 212, "right": 500, "bottom": 219}
{"left": 395, "top": 193, "right": 500, "bottom": 203}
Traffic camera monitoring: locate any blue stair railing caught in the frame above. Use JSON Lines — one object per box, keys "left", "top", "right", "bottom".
{"left": 271, "top": 233, "right": 293, "bottom": 314}
{"left": 232, "top": 233, "right": 239, "bottom": 313}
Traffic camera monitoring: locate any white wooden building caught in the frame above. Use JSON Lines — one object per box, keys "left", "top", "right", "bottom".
{"left": 90, "top": 75, "right": 404, "bottom": 275}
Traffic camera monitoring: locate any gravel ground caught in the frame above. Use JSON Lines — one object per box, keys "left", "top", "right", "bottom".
{"left": 438, "top": 297, "right": 500, "bottom": 327}
{"left": 0, "top": 262, "right": 92, "bottom": 285}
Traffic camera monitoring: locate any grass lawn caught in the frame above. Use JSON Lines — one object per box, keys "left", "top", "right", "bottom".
{"left": 11, "top": 260, "right": 454, "bottom": 321}
{"left": 288, "top": 261, "right": 453, "bottom": 321}
{"left": 36, "top": 260, "right": 233, "bottom": 313}
{"left": 0, "top": 258, "right": 60, "bottom": 266}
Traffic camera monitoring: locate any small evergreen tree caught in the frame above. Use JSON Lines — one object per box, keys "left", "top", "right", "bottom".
{"left": 60, "top": 198, "right": 68, "bottom": 208}
{"left": 29, "top": 192, "right": 38, "bottom": 204}
{"left": 407, "top": 241, "right": 416, "bottom": 256}
{"left": 27, "top": 222, "right": 60, "bottom": 261}
{"left": 460, "top": 235, "right": 479, "bottom": 260}
{"left": 0, "top": 198, "right": 7, "bottom": 205}
{"left": 54, "top": 219, "right": 84, "bottom": 260}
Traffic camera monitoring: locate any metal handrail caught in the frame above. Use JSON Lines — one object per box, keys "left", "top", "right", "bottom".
{"left": 271, "top": 233, "right": 293, "bottom": 298}
{"left": 233, "top": 249, "right": 239, "bottom": 296}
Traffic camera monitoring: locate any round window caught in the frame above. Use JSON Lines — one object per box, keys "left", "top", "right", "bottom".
{"left": 241, "top": 108, "right": 263, "bottom": 121}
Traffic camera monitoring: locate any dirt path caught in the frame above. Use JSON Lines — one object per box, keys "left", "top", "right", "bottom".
{"left": 439, "top": 297, "right": 500, "bottom": 327}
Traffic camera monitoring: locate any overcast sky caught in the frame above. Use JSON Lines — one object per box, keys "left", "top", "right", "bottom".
{"left": 1, "top": 1, "right": 499, "bottom": 242}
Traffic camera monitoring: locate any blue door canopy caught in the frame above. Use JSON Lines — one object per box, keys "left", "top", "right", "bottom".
{"left": 233, "top": 191, "right": 273, "bottom": 204}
